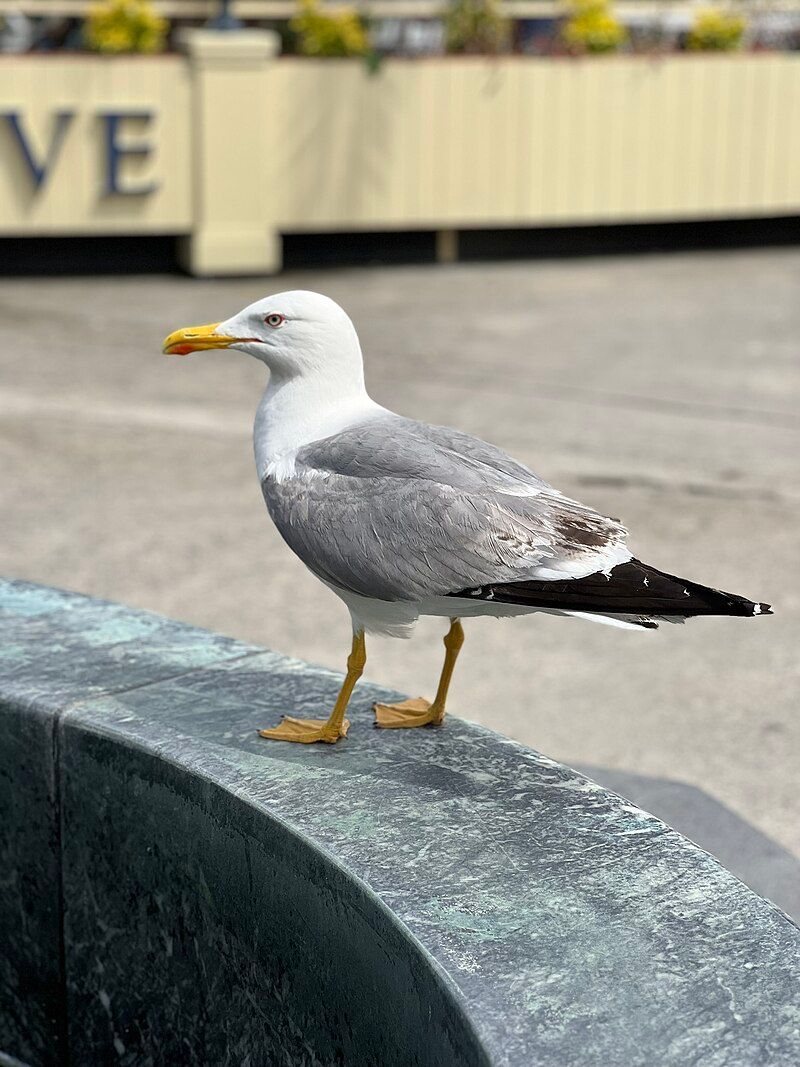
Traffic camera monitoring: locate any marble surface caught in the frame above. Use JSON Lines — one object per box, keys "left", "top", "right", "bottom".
{"left": 0, "top": 580, "right": 257, "bottom": 1067}
{"left": 0, "top": 698, "right": 60, "bottom": 1067}
{"left": 2, "top": 578, "right": 799, "bottom": 1066}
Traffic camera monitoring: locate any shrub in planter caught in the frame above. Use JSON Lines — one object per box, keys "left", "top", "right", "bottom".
{"left": 84, "top": 0, "right": 167, "bottom": 53}
{"left": 290, "top": 0, "right": 369, "bottom": 56}
{"left": 444, "top": 0, "right": 511, "bottom": 55}
{"left": 686, "top": 8, "right": 745, "bottom": 51}
{"left": 562, "top": 0, "right": 627, "bottom": 54}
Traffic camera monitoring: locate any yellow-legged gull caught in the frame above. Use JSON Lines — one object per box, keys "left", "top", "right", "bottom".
{"left": 163, "top": 291, "right": 772, "bottom": 744}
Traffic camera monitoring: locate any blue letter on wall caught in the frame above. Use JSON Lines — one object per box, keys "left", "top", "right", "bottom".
{"left": 100, "top": 112, "right": 158, "bottom": 196}
{"left": 2, "top": 111, "right": 74, "bottom": 189}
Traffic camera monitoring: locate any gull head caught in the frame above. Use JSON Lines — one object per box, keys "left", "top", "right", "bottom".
{"left": 162, "top": 290, "right": 363, "bottom": 382}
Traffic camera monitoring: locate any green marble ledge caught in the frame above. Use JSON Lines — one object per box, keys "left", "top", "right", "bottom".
{"left": 1, "top": 578, "right": 798, "bottom": 1067}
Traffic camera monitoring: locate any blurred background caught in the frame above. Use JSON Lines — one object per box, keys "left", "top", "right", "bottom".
{"left": 5, "top": 0, "right": 800, "bottom": 60}
{"left": 1, "top": 0, "right": 798, "bottom": 914}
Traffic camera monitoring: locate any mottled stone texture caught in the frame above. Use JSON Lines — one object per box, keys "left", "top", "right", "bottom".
{"left": 1, "top": 579, "right": 799, "bottom": 1067}
{"left": 0, "top": 701, "right": 61, "bottom": 1067}
{"left": 0, "top": 580, "right": 256, "bottom": 1067}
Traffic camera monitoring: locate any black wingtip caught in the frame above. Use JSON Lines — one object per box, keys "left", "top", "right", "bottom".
{"left": 450, "top": 563, "right": 775, "bottom": 621}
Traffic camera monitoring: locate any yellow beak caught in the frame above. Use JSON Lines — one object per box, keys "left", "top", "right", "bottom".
{"left": 162, "top": 322, "right": 247, "bottom": 356}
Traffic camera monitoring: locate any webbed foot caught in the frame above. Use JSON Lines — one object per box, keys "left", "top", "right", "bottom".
{"left": 373, "top": 698, "right": 445, "bottom": 729}
{"left": 258, "top": 716, "right": 350, "bottom": 744}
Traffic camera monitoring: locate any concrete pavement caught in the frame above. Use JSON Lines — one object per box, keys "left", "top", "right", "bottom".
{"left": 1, "top": 250, "right": 798, "bottom": 861}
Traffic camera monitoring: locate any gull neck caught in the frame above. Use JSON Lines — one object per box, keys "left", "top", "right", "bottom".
{"left": 254, "top": 372, "right": 382, "bottom": 481}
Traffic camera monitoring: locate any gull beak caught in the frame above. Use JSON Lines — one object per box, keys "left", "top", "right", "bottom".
{"left": 162, "top": 322, "right": 244, "bottom": 356}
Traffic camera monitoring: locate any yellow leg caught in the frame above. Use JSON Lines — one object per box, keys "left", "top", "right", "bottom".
{"left": 259, "top": 631, "right": 366, "bottom": 744}
{"left": 374, "top": 619, "right": 464, "bottom": 729}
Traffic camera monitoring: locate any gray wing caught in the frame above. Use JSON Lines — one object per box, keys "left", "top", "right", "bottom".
{"left": 263, "top": 413, "right": 629, "bottom": 602}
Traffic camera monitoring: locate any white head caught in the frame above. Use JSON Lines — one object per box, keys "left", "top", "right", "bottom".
{"left": 163, "top": 290, "right": 366, "bottom": 393}
{"left": 164, "top": 291, "right": 378, "bottom": 469}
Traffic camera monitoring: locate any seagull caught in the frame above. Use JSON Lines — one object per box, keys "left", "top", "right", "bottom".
{"left": 163, "top": 291, "right": 772, "bottom": 744}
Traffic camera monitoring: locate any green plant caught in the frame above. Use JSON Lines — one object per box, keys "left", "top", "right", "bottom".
{"left": 84, "top": 0, "right": 167, "bottom": 53}
{"left": 444, "top": 0, "right": 511, "bottom": 55}
{"left": 686, "top": 8, "right": 745, "bottom": 51}
{"left": 562, "top": 0, "right": 627, "bottom": 54}
{"left": 290, "top": 0, "right": 369, "bottom": 57}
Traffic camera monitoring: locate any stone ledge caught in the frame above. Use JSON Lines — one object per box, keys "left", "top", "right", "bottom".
{"left": 1, "top": 578, "right": 799, "bottom": 1067}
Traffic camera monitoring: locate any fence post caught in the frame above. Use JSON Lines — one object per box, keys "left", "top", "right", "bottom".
{"left": 178, "top": 29, "right": 281, "bottom": 276}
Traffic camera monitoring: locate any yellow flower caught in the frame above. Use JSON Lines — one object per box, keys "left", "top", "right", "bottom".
{"left": 85, "top": 0, "right": 168, "bottom": 54}
{"left": 562, "top": 0, "right": 627, "bottom": 53}
{"left": 687, "top": 8, "right": 745, "bottom": 51}
{"left": 290, "top": 0, "right": 368, "bottom": 57}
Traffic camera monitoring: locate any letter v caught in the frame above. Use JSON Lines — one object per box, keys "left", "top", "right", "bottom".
{"left": 3, "top": 111, "right": 74, "bottom": 190}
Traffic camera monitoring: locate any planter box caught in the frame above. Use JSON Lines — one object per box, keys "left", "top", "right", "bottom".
{"left": 1, "top": 43, "right": 799, "bottom": 272}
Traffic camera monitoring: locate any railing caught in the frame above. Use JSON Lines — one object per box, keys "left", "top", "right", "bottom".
{"left": 1, "top": 577, "right": 799, "bottom": 1066}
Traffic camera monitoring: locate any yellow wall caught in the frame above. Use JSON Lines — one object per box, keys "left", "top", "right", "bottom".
{"left": 2, "top": 44, "right": 800, "bottom": 273}
{"left": 0, "top": 55, "right": 191, "bottom": 233}
{"left": 270, "top": 55, "right": 800, "bottom": 230}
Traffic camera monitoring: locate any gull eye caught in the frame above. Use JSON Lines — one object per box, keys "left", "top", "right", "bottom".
{"left": 264, "top": 313, "right": 285, "bottom": 328}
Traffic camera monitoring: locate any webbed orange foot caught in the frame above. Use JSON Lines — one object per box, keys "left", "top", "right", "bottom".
{"left": 258, "top": 715, "right": 350, "bottom": 744}
{"left": 373, "top": 698, "right": 445, "bottom": 729}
